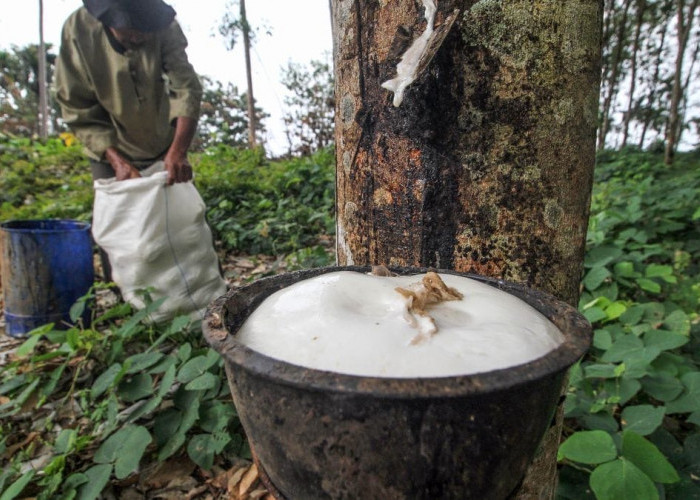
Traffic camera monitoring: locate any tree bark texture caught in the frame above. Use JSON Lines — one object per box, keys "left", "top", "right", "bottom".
{"left": 332, "top": 1, "right": 602, "bottom": 498}
{"left": 333, "top": 0, "right": 602, "bottom": 305}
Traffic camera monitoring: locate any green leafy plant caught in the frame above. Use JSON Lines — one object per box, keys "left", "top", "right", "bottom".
{"left": 558, "top": 149, "right": 700, "bottom": 499}
{"left": 0, "top": 286, "right": 247, "bottom": 499}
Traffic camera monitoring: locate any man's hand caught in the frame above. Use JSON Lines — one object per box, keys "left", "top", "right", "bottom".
{"left": 164, "top": 151, "right": 193, "bottom": 185}
{"left": 164, "top": 116, "right": 198, "bottom": 185}
{"left": 105, "top": 147, "right": 141, "bottom": 181}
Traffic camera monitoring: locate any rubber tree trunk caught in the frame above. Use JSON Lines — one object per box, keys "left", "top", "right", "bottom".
{"left": 331, "top": 0, "right": 602, "bottom": 498}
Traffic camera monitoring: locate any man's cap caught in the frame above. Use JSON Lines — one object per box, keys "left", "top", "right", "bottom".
{"left": 83, "top": 0, "right": 176, "bottom": 33}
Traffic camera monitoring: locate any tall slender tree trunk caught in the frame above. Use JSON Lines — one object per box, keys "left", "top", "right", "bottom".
{"left": 37, "top": 0, "right": 49, "bottom": 139}
{"left": 332, "top": 1, "right": 602, "bottom": 498}
{"left": 622, "top": 0, "right": 646, "bottom": 147}
{"left": 598, "top": 0, "right": 633, "bottom": 150}
{"left": 665, "top": 0, "right": 698, "bottom": 164}
{"left": 639, "top": 24, "right": 667, "bottom": 148}
{"left": 240, "top": 0, "right": 256, "bottom": 148}
{"left": 677, "top": 39, "right": 700, "bottom": 147}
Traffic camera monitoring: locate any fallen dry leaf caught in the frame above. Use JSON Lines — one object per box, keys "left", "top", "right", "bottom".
{"left": 142, "top": 456, "right": 197, "bottom": 490}
{"left": 238, "top": 464, "right": 260, "bottom": 498}
{"left": 4, "top": 431, "right": 40, "bottom": 459}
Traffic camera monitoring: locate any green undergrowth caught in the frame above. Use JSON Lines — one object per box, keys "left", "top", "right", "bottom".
{"left": 0, "top": 135, "right": 92, "bottom": 222}
{"left": 0, "top": 135, "right": 336, "bottom": 263}
{"left": 557, "top": 149, "right": 700, "bottom": 499}
{"left": 0, "top": 287, "right": 249, "bottom": 499}
{"left": 194, "top": 145, "right": 335, "bottom": 256}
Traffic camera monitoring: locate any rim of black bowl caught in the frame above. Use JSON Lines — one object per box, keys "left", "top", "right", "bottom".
{"left": 203, "top": 266, "right": 592, "bottom": 398}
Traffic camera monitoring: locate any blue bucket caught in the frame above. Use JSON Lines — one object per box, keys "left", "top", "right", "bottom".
{"left": 0, "top": 220, "right": 95, "bottom": 337}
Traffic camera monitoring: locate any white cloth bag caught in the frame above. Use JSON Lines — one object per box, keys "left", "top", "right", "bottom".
{"left": 92, "top": 162, "right": 227, "bottom": 322}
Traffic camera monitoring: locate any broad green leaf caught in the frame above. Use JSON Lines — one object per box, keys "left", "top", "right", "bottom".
{"left": 622, "top": 430, "right": 680, "bottom": 483}
{"left": 13, "top": 377, "right": 39, "bottom": 408}
{"left": 642, "top": 374, "right": 684, "bottom": 402}
{"left": 580, "top": 413, "right": 619, "bottom": 433}
{"left": 687, "top": 411, "right": 700, "bottom": 426}
{"left": 69, "top": 299, "right": 87, "bottom": 323}
{"left": 583, "top": 307, "right": 607, "bottom": 324}
{"left": 199, "top": 402, "right": 237, "bottom": 433}
{"left": 621, "top": 405, "right": 666, "bottom": 436}
{"left": 0, "top": 374, "right": 28, "bottom": 396}
{"left": 636, "top": 278, "right": 661, "bottom": 294}
{"left": 590, "top": 459, "right": 658, "bottom": 500}
{"left": 601, "top": 335, "right": 644, "bottom": 362}
{"left": 94, "top": 426, "right": 151, "bottom": 479}
{"left": 153, "top": 408, "right": 182, "bottom": 448}
{"left": 148, "top": 355, "right": 177, "bottom": 375}
{"left": 126, "top": 396, "right": 162, "bottom": 423}
{"left": 177, "top": 343, "right": 192, "bottom": 362}
{"left": 663, "top": 310, "right": 691, "bottom": 336}
{"left": 584, "top": 267, "right": 612, "bottom": 291}
{"left": 55, "top": 429, "right": 78, "bottom": 454}
{"left": 620, "top": 305, "right": 644, "bottom": 325}
{"left": 76, "top": 464, "right": 112, "bottom": 500}
{"left": 148, "top": 315, "right": 191, "bottom": 351}
{"left": 62, "top": 472, "right": 88, "bottom": 490}
{"left": 118, "top": 373, "right": 153, "bottom": 402}
{"left": 645, "top": 264, "right": 674, "bottom": 278}
{"left": 584, "top": 364, "right": 619, "bottom": 379}
{"left": 683, "top": 434, "right": 700, "bottom": 466}
{"left": 604, "top": 378, "right": 641, "bottom": 406}
{"left": 40, "top": 364, "right": 67, "bottom": 400}
{"left": 91, "top": 364, "right": 123, "bottom": 399}
{"left": 177, "top": 355, "right": 218, "bottom": 384}
{"left": 0, "top": 471, "right": 35, "bottom": 500}
{"left": 124, "top": 352, "right": 164, "bottom": 374}
{"left": 642, "top": 303, "right": 665, "bottom": 322}
{"left": 666, "top": 373, "right": 700, "bottom": 414}
{"left": 643, "top": 330, "right": 689, "bottom": 351}
{"left": 115, "top": 297, "right": 166, "bottom": 339}
{"left": 614, "top": 261, "right": 639, "bottom": 278}
{"left": 585, "top": 246, "right": 623, "bottom": 268}
{"left": 156, "top": 364, "right": 177, "bottom": 398}
{"left": 187, "top": 433, "right": 230, "bottom": 470}
{"left": 157, "top": 429, "right": 187, "bottom": 462}
{"left": 605, "top": 302, "right": 627, "bottom": 320}
{"left": 15, "top": 325, "right": 51, "bottom": 357}
{"left": 113, "top": 426, "right": 152, "bottom": 479}
{"left": 593, "top": 329, "right": 613, "bottom": 350}
{"left": 185, "top": 372, "right": 218, "bottom": 391}
{"left": 558, "top": 430, "right": 618, "bottom": 465}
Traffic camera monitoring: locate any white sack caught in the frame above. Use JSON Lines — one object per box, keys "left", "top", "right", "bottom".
{"left": 92, "top": 162, "right": 227, "bottom": 323}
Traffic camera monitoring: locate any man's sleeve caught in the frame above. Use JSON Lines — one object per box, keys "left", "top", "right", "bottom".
{"left": 53, "top": 20, "right": 116, "bottom": 158}
{"left": 162, "top": 21, "right": 203, "bottom": 124}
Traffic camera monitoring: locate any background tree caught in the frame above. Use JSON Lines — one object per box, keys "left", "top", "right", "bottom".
{"left": 665, "top": 0, "right": 699, "bottom": 163}
{"left": 0, "top": 44, "right": 58, "bottom": 136}
{"left": 281, "top": 57, "right": 335, "bottom": 156}
{"left": 220, "top": 0, "right": 270, "bottom": 149}
{"left": 596, "top": 0, "right": 700, "bottom": 159}
{"left": 194, "top": 76, "right": 268, "bottom": 150}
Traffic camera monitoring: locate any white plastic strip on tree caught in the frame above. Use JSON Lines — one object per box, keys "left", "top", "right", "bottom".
{"left": 381, "top": 0, "right": 437, "bottom": 107}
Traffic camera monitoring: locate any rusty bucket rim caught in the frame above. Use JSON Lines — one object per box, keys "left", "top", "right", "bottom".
{"left": 203, "top": 266, "right": 591, "bottom": 398}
